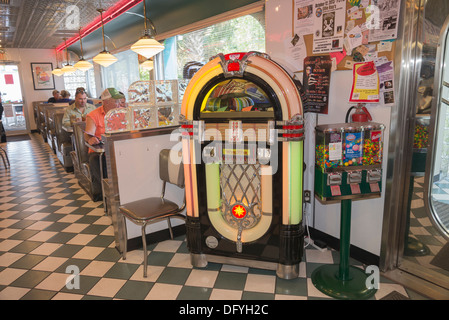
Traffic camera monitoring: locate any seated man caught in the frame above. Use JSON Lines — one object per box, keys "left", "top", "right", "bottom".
{"left": 47, "top": 90, "right": 61, "bottom": 103}
{"left": 62, "top": 89, "right": 96, "bottom": 127}
{"left": 84, "top": 88, "right": 125, "bottom": 201}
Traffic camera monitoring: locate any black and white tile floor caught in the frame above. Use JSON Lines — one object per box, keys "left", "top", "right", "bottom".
{"left": 0, "top": 134, "right": 426, "bottom": 300}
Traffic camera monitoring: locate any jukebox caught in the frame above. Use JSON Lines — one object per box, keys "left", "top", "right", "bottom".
{"left": 180, "top": 52, "right": 305, "bottom": 279}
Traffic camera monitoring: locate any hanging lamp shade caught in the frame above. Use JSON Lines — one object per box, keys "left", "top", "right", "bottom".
{"left": 74, "top": 59, "right": 93, "bottom": 71}
{"left": 61, "top": 62, "right": 76, "bottom": 74}
{"left": 131, "top": 0, "right": 164, "bottom": 59}
{"left": 52, "top": 46, "right": 64, "bottom": 76}
{"left": 74, "top": 28, "right": 93, "bottom": 71}
{"left": 93, "top": 8, "right": 117, "bottom": 67}
{"left": 93, "top": 51, "right": 118, "bottom": 67}
{"left": 140, "top": 59, "right": 154, "bottom": 70}
{"left": 131, "top": 37, "right": 164, "bottom": 59}
{"left": 61, "top": 38, "right": 76, "bottom": 74}
{"left": 52, "top": 67, "right": 64, "bottom": 76}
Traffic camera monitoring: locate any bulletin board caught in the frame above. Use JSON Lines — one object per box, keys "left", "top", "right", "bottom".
{"left": 292, "top": 0, "right": 396, "bottom": 71}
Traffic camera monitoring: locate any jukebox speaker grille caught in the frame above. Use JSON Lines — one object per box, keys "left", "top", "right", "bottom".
{"left": 220, "top": 163, "right": 262, "bottom": 252}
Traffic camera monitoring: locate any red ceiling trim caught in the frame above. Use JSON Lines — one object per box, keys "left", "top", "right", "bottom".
{"left": 56, "top": 0, "right": 143, "bottom": 52}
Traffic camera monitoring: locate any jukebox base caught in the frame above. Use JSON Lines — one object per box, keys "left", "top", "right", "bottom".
{"left": 190, "top": 253, "right": 299, "bottom": 279}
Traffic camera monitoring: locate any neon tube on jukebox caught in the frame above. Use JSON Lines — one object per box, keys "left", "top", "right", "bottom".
{"left": 180, "top": 52, "right": 305, "bottom": 279}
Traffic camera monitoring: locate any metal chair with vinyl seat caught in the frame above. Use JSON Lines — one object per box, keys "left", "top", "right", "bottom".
{"left": 119, "top": 148, "right": 185, "bottom": 277}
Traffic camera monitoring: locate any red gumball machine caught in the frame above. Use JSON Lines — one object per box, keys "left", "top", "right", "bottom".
{"left": 180, "top": 52, "right": 305, "bottom": 279}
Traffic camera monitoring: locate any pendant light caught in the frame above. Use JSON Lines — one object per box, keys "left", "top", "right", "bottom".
{"left": 93, "top": 8, "right": 118, "bottom": 67}
{"left": 141, "top": 59, "right": 154, "bottom": 70}
{"left": 131, "top": 0, "right": 164, "bottom": 59}
{"left": 61, "top": 38, "right": 76, "bottom": 74}
{"left": 74, "top": 28, "right": 93, "bottom": 71}
{"left": 52, "top": 47, "right": 64, "bottom": 77}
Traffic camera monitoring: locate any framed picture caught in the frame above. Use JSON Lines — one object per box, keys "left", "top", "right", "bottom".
{"left": 31, "top": 62, "right": 55, "bottom": 90}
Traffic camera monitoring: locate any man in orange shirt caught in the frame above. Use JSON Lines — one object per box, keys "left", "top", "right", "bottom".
{"left": 85, "top": 88, "right": 125, "bottom": 200}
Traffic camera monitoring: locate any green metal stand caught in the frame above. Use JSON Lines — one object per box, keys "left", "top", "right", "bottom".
{"left": 311, "top": 199, "right": 377, "bottom": 299}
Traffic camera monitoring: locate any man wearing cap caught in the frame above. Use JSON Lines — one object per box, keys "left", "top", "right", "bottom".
{"left": 84, "top": 88, "right": 125, "bottom": 201}
{"left": 62, "top": 89, "right": 96, "bottom": 127}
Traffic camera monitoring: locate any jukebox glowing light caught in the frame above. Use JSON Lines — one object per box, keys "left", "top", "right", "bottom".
{"left": 232, "top": 205, "right": 247, "bottom": 219}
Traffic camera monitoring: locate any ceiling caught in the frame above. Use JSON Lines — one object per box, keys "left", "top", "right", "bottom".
{"left": 0, "top": 0, "right": 124, "bottom": 49}
{"left": 0, "top": 0, "right": 261, "bottom": 58}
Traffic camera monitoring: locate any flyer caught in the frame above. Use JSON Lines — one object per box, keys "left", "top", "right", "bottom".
{"left": 349, "top": 62, "right": 380, "bottom": 103}
{"left": 303, "top": 55, "right": 332, "bottom": 114}
{"left": 284, "top": 34, "right": 307, "bottom": 72}
{"left": 377, "top": 60, "right": 395, "bottom": 106}
{"left": 293, "top": 0, "right": 315, "bottom": 36}
{"left": 366, "top": 0, "right": 401, "bottom": 42}
{"left": 312, "top": 0, "right": 346, "bottom": 54}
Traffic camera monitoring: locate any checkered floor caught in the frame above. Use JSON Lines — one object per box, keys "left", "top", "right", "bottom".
{"left": 0, "top": 133, "right": 424, "bottom": 300}
{"left": 405, "top": 176, "right": 449, "bottom": 278}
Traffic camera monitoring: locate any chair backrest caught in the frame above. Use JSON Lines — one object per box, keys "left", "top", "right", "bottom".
{"left": 72, "top": 121, "right": 89, "bottom": 164}
{"left": 54, "top": 112, "right": 71, "bottom": 145}
{"left": 159, "top": 148, "right": 184, "bottom": 188}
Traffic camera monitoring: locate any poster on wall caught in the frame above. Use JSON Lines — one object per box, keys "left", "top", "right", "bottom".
{"left": 312, "top": 0, "right": 346, "bottom": 54}
{"left": 293, "top": 0, "right": 314, "bottom": 36}
{"left": 31, "top": 63, "right": 55, "bottom": 90}
{"left": 367, "top": 0, "right": 401, "bottom": 42}
{"left": 377, "top": 60, "right": 395, "bottom": 106}
{"left": 303, "top": 55, "right": 332, "bottom": 114}
{"left": 349, "top": 61, "right": 380, "bottom": 103}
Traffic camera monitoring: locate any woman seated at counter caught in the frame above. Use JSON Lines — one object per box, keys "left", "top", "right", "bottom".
{"left": 84, "top": 88, "right": 125, "bottom": 200}
{"left": 62, "top": 88, "right": 96, "bottom": 127}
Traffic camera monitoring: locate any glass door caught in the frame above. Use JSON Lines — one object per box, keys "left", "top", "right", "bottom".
{"left": 0, "top": 64, "right": 27, "bottom": 135}
{"left": 401, "top": 0, "right": 449, "bottom": 291}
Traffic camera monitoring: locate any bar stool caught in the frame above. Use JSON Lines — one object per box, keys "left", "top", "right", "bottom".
{"left": 119, "top": 149, "right": 185, "bottom": 277}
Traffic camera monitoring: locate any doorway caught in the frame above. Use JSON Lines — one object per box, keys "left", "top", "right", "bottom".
{"left": 382, "top": 0, "right": 449, "bottom": 298}
{"left": 0, "top": 64, "right": 27, "bottom": 135}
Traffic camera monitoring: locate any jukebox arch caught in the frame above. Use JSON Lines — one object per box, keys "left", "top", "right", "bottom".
{"left": 181, "top": 52, "right": 305, "bottom": 279}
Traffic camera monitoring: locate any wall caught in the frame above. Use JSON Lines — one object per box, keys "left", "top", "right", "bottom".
{"left": 265, "top": 0, "right": 391, "bottom": 256}
{"left": 4, "top": 48, "right": 65, "bottom": 131}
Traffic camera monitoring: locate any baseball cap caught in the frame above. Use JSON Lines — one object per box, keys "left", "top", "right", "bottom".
{"left": 101, "top": 88, "right": 125, "bottom": 100}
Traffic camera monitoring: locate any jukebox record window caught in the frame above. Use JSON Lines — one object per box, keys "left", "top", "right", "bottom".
{"left": 200, "top": 78, "right": 275, "bottom": 118}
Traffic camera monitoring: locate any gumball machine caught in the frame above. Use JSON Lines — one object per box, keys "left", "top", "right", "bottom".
{"left": 312, "top": 121, "right": 385, "bottom": 299}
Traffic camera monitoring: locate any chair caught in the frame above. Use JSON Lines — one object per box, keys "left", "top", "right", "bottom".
{"left": 14, "top": 105, "right": 24, "bottom": 125}
{"left": 71, "top": 121, "right": 97, "bottom": 201}
{"left": 119, "top": 148, "right": 186, "bottom": 277}
{"left": 54, "top": 112, "right": 73, "bottom": 172}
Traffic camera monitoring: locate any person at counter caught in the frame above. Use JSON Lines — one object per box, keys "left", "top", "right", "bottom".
{"left": 84, "top": 88, "right": 125, "bottom": 200}
{"left": 47, "top": 90, "right": 61, "bottom": 103}
{"left": 62, "top": 89, "right": 96, "bottom": 127}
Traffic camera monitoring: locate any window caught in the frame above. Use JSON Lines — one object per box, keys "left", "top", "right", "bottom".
{"left": 63, "top": 65, "right": 96, "bottom": 98}
{"left": 162, "top": 12, "right": 266, "bottom": 80}
{"left": 101, "top": 50, "right": 140, "bottom": 95}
